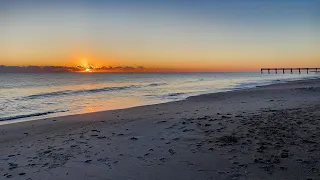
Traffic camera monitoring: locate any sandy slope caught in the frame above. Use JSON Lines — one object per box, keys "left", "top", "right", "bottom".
{"left": 1, "top": 78, "right": 320, "bottom": 180}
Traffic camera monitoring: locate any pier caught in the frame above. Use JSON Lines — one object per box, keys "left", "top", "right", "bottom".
{"left": 261, "top": 68, "right": 319, "bottom": 74}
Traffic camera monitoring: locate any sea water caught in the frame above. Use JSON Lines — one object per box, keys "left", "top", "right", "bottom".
{"left": 0, "top": 72, "right": 318, "bottom": 124}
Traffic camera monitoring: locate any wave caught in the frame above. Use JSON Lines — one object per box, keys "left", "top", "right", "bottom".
{"left": 147, "top": 83, "right": 168, "bottom": 87}
{"left": 181, "top": 79, "right": 205, "bottom": 84}
{"left": 19, "top": 83, "right": 169, "bottom": 100}
{"left": 19, "top": 85, "right": 139, "bottom": 100}
{"left": 233, "top": 76, "right": 318, "bottom": 91}
{"left": 0, "top": 110, "right": 67, "bottom": 121}
{"left": 167, "top": 92, "right": 186, "bottom": 97}
{"left": 145, "top": 92, "right": 188, "bottom": 100}
{"left": 232, "top": 80, "right": 287, "bottom": 91}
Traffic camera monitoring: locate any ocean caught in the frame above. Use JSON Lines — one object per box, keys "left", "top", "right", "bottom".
{"left": 0, "top": 72, "right": 318, "bottom": 125}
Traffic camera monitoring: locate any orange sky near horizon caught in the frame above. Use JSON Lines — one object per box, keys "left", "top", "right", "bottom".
{"left": 1, "top": 44, "right": 319, "bottom": 72}
{"left": 1, "top": 57, "right": 319, "bottom": 73}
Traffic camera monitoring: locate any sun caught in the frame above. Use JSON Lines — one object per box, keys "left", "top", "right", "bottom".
{"left": 85, "top": 68, "right": 91, "bottom": 72}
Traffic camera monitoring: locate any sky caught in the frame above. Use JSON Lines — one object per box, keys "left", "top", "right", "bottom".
{"left": 0, "top": 0, "right": 319, "bottom": 72}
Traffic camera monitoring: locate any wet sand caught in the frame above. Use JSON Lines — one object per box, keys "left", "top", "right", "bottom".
{"left": 1, "top": 78, "right": 320, "bottom": 180}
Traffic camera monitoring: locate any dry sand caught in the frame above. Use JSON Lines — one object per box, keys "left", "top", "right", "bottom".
{"left": 0, "top": 78, "right": 320, "bottom": 180}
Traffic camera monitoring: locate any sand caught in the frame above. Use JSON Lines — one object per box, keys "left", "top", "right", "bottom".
{"left": 0, "top": 78, "right": 320, "bottom": 180}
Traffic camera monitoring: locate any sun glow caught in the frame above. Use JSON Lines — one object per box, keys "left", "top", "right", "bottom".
{"left": 81, "top": 58, "right": 88, "bottom": 67}
{"left": 79, "top": 57, "right": 93, "bottom": 72}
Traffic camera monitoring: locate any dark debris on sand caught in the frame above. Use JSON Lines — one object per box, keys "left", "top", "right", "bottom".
{"left": 217, "top": 135, "right": 238, "bottom": 144}
{"left": 174, "top": 105, "right": 320, "bottom": 179}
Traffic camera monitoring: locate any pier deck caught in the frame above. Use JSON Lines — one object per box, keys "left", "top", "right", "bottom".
{"left": 261, "top": 68, "right": 319, "bottom": 74}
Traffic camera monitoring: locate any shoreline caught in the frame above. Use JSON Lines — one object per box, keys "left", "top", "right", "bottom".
{"left": 0, "top": 78, "right": 319, "bottom": 180}
{"left": 1, "top": 76, "right": 319, "bottom": 126}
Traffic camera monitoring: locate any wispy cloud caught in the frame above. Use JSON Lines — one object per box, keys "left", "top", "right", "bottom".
{"left": 95, "top": 66, "right": 145, "bottom": 71}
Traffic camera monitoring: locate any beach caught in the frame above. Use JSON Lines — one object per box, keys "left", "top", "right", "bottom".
{"left": 0, "top": 78, "right": 319, "bottom": 180}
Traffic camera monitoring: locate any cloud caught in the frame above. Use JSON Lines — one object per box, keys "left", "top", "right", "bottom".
{"left": 0, "top": 65, "right": 147, "bottom": 73}
{"left": 95, "top": 66, "right": 146, "bottom": 71}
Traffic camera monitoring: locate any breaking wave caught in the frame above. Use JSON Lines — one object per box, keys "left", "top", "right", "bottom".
{"left": 19, "top": 85, "right": 139, "bottom": 100}
{"left": 0, "top": 110, "right": 67, "bottom": 121}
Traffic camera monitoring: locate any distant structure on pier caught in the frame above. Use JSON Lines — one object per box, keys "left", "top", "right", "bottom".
{"left": 261, "top": 68, "right": 319, "bottom": 74}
